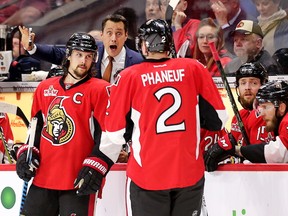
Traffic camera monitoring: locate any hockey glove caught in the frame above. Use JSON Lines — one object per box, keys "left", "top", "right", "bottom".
{"left": 10, "top": 143, "right": 24, "bottom": 161}
{"left": 204, "top": 133, "right": 236, "bottom": 172}
{"left": 16, "top": 145, "right": 40, "bottom": 182}
{"left": 74, "top": 157, "right": 109, "bottom": 196}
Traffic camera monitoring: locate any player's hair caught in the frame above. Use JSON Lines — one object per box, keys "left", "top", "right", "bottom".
{"left": 101, "top": 14, "right": 128, "bottom": 33}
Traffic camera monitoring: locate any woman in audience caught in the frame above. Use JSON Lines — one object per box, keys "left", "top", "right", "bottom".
{"left": 193, "top": 17, "right": 233, "bottom": 77}
{"left": 253, "top": 0, "right": 288, "bottom": 55}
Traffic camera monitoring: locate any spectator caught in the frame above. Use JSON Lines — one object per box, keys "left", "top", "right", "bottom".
{"left": 14, "top": 32, "right": 114, "bottom": 215}
{"left": 210, "top": 0, "right": 257, "bottom": 55}
{"left": 205, "top": 80, "right": 288, "bottom": 165}
{"left": 205, "top": 62, "right": 275, "bottom": 171}
{"left": 87, "top": 29, "right": 102, "bottom": 42}
{"left": 99, "top": 19, "right": 228, "bottom": 216}
{"left": 252, "top": 0, "right": 288, "bottom": 56}
{"left": 171, "top": 0, "right": 201, "bottom": 57}
{"left": 224, "top": 20, "right": 281, "bottom": 75}
{"left": 239, "top": 0, "right": 259, "bottom": 18}
{"left": 145, "top": 0, "right": 169, "bottom": 20}
{"left": 1, "top": 0, "right": 50, "bottom": 26}
{"left": 272, "top": 48, "right": 288, "bottom": 74}
{"left": 193, "top": 17, "right": 233, "bottom": 77}
{"left": 113, "top": 7, "right": 138, "bottom": 51}
{"left": 181, "top": 0, "right": 214, "bottom": 20}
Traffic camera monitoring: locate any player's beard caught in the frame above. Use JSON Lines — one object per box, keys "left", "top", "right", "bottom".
{"left": 265, "top": 115, "right": 278, "bottom": 132}
{"left": 239, "top": 96, "right": 254, "bottom": 110}
{"left": 73, "top": 65, "right": 88, "bottom": 79}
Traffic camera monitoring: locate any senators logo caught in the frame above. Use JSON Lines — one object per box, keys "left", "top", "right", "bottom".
{"left": 236, "top": 21, "right": 244, "bottom": 28}
{"left": 42, "top": 96, "right": 75, "bottom": 145}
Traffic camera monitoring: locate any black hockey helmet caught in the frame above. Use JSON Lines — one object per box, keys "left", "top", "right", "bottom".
{"left": 235, "top": 62, "right": 268, "bottom": 87}
{"left": 272, "top": 48, "right": 288, "bottom": 74}
{"left": 255, "top": 81, "right": 288, "bottom": 108}
{"left": 136, "top": 19, "right": 173, "bottom": 53}
{"left": 66, "top": 32, "right": 97, "bottom": 55}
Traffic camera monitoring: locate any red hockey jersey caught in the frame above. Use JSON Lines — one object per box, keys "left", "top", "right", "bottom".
{"left": 201, "top": 128, "right": 227, "bottom": 153}
{"left": 263, "top": 112, "right": 288, "bottom": 162}
{"left": 230, "top": 109, "right": 274, "bottom": 145}
{"left": 31, "top": 76, "right": 109, "bottom": 190}
{"left": 105, "top": 58, "right": 228, "bottom": 190}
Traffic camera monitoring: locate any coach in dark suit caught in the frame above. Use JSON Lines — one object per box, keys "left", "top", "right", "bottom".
{"left": 19, "top": 14, "right": 143, "bottom": 83}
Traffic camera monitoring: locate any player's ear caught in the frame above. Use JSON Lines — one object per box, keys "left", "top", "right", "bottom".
{"left": 278, "top": 102, "right": 287, "bottom": 116}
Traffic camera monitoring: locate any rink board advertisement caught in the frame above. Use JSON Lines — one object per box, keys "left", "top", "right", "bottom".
{"left": 1, "top": 164, "right": 288, "bottom": 216}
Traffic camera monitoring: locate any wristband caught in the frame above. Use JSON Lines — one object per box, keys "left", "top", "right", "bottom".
{"left": 16, "top": 145, "right": 40, "bottom": 159}
{"left": 83, "top": 157, "right": 108, "bottom": 176}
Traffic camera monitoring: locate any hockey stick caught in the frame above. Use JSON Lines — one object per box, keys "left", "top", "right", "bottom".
{"left": 19, "top": 117, "right": 38, "bottom": 215}
{"left": 0, "top": 126, "right": 13, "bottom": 164}
{"left": 209, "top": 42, "right": 250, "bottom": 145}
{"left": 165, "top": 0, "right": 177, "bottom": 58}
{"left": 0, "top": 102, "right": 29, "bottom": 128}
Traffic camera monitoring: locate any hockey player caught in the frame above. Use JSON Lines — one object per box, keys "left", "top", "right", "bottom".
{"left": 15, "top": 32, "right": 114, "bottom": 215}
{"left": 205, "top": 62, "right": 274, "bottom": 171}
{"left": 88, "top": 19, "right": 228, "bottom": 216}
{"left": 204, "top": 80, "right": 288, "bottom": 163}
{"left": 231, "top": 62, "right": 273, "bottom": 144}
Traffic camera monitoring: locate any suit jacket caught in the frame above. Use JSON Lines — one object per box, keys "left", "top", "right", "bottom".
{"left": 33, "top": 42, "right": 143, "bottom": 77}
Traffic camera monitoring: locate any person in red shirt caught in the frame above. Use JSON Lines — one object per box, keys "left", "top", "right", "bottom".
{"left": 193, "top": 17, "right": 233, "bottom": 77}
{"left": 92, "top": 19, "right": 228, "bottom": 216}
{"left": 14, "top": 31, "right": 113, "bottom": 215}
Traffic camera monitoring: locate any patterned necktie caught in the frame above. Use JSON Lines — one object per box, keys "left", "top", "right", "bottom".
{"left": 103, "top": 56, "right": 114, "bottom": 82}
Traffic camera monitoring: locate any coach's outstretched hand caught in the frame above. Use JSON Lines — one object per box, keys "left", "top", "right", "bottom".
{"left": 74, "top": 157, "right": 108, "bottom": 196}
{"left": 204, "top": 133, "right": 237, "bottom": 172}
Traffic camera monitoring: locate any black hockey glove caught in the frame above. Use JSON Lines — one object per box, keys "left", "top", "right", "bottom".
{"left": 204, "top": 133, "right": 236, "bottom": 172}
{"left": 16, "top": 145, "right": 40, "bottom": 182}
{"left": 74, "top": 157, "right": 109, "bottom": 196}
{"left": 10, "top": 143, "right": 24, "bottom": 161}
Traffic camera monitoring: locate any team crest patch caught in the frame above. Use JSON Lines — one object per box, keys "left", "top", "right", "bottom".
{"left": 42, "top": 96, "right": 75, "bottom": 145}
{"left": 44, "top": 85, "right": 58, "bottom": 96}
{"left": 231, "top": 122, "right": 241, "bottom": 132}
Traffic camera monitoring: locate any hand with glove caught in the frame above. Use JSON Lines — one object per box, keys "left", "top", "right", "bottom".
{"left": 74, "top": 157, "right": 110, "bottom": 196}
{"left": 10, "top": 143, "right": 24, "bottom": 161}
{"left": 204, "top": 133, "right": 237, "bottom": 172}
{"left": 16, "top": 144, "right": 40, "bottom": 182}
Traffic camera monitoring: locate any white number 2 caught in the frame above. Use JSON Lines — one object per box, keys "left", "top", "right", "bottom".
{"left": 154, "top": 87, "right": 185, "bottom": 133}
